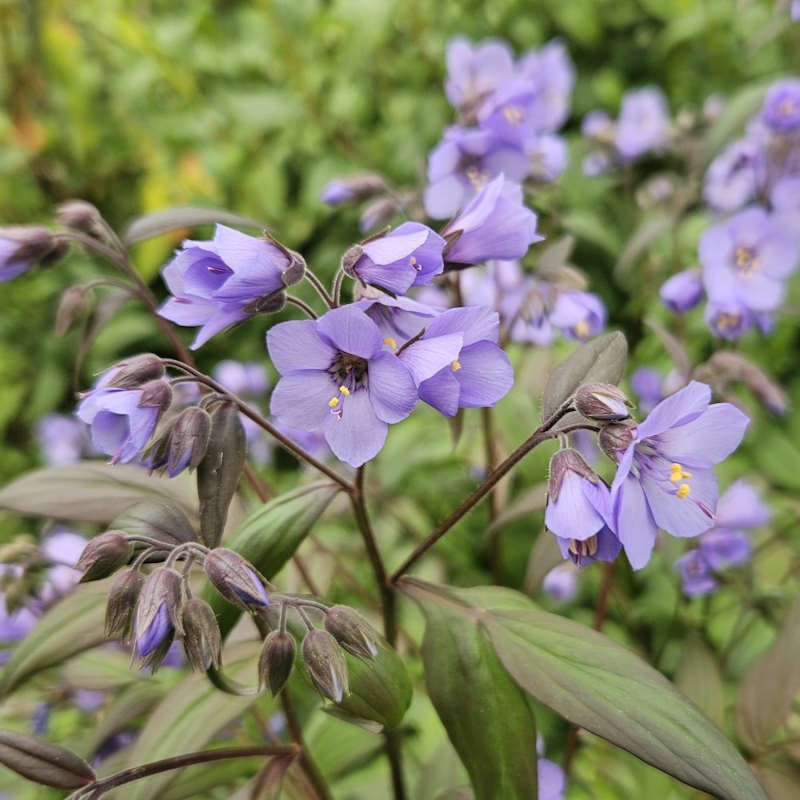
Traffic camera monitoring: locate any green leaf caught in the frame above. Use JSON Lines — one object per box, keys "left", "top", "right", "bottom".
{"left": 615, "top": 210, "right": 675, "bottom": 276}
{"left": 0, "top": 462, "right": 198, "bottom": 525}
{"left": 540, "top": 331, "right": 628, "bottom": 422}
{"left": 674, "top": 634, "right": 725, "bottom": 729}
{"left": 123, "top": 207, "right": 264, "bottom": 245}
{"left": 401, "top": 579, "right": 768, "bottom": 800}
{"left": 0, "top": 581, "right": 110, "bottom": 695}
{"left": 401, "top": 581, "right": 538, "bottom": 800}
{"left": 205, "top": 481, "right": 340, "bottom": 638}
{"left": 487, "top": 481, "right": 548, "bottom": 535}
{"left": 523, "top": 532, "right": 565, "bottom": 597}
{"left": 561, "top": 210, "right": 622, "bottom": 257}
{"left": 121, "top": 642, "right": 268, "bottom": 800}
{"left": 736, "top": 592, "right": 800, "bottom": 751}
{"left": 110, "top": 501, "right": 198, "bottom": 546}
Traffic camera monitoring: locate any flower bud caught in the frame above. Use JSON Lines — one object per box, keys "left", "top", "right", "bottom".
{"left": 340, "top": 244, "right": 364, "bottom": 278}
{"left": 259, "top": 630, "right": 296, "bottom": 695}
{"left": 55, "top": 200, "right": 105, "bottom": 237}
{"left": 137, "top": 380, "right": 173, "bottom": 414}
{"left": 204, "top": 548, "right": 269, "bottom": 610}
{"left": 320, "top": 173, "right": 387, "bottom": 206}
{"left": 659, "top": 269, "right": 704, "bottom": 314}
{"left": 359, "top": 196, "right": 399, "bottom": 233}
{"left": 54, "top": 284, "right": 91, "bottom": 336}
{"left": 105, "top": 569, "right": 144, "bottom": 639}
{"left": 181, "top": 597, "right": 221, "bottom": 671}
{"left": 324, "top": 605, "right": 379, "bottom": 659}
{"left": 547, "top": 448, "right": 599, "bottom": 502}
{"left": 133, "top": 567, "right": 184, "bottom": 669}
{"left": 598, "top": 422, "right": 637, "bottom": 461}
{"left": 76, "top": 530, "right": 132, "bottom": 582}
{"left": 574, "top": 383, "right": 632, "bottom": 422}
{"left": 302, "top": 630, "right": 349, "bottom": 703}
{"left": 0, "top": 730, "right": 95, "bottom": 790}
{"left": 106, "top": 354, "right": 165, "bottom": 389}
{"left": 165, "top": 406, "right": 212, "bottom": 477}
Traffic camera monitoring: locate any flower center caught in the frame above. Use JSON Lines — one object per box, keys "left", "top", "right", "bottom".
{"left": 464, "top": 164, "right": 489, "bottom": 190}
{"left": 573, "top": 320, "right": 590, "bottom": 339}
{"left": 327, "top": 352, "right": 368, "bottom": 418}
{"left": 733, "top": 246, "right": 760, "bottom": 277}
{"left": 502, "top": 105, "right": 525, "bottom": 126}
{"left": 778, "top": 98, "right": 797, "bottom": 119}
{"left": 715, "top": 312, "right": 742, "bottom": 332}
{"left": 567, "top": 535, "right": 598, "bottom": 565}
{"left": 410, "top": 256, "right": 423, "bottom": 272}
{"left": 669, "top": 462, "right": 692, "bottom": 499}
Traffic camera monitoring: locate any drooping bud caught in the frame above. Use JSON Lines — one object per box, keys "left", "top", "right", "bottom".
{"left": 659, "top": 268, "right": 704, "bottom": 314}
{"left": 548, "top": 448, "right": 599, "bottom": 502}
{"left": 301, "top": 630, "right": 349, "bottom": 703}
{"left": 281, "top": 250, "right": 306, "bottom": 287}
{"left": 165, "top": 406, "right": 212, "bottom": 477}
{"left": 320, "top": 173, "right": 387, "bottom": 206}
{"left": 106, "top": 354, "right": 165, "bottom": 389}
{"left": 76, "top": 530, "right": 132, "bottom": 582}
{"left": 137, "top": 380, "right": 173, "bottom": 416}
{"left": 105, "top": 569, "right": 144, "bottom": 639}
{"left": 574, "top": 383, "right": 632, "bottom": 422}
{"left": 55, "top": 200, "right": 106, "bottom": 238}
{"left": 259, "top": 630, "right": 296, "bottom": 695}
{"left": 133, "top": 567, "right": 184, "bottom": 669}
{"left": 0, "top": 226, "right": 67, "bottom": 275}
{"left": 324, "top": 605, "right": 379, "bottom": 659}
{"left": 340, "top": 244, "right": 364, "bottom": 278}
{"left": 598, "top": 421, "right": 637, "bottom": 461}
{"left": 54, "top": 284, "right": 92, "bottom": 336}
{"left": 359, "top": 196, "right": 399, "bottom": 233}
{"left": 204, "top": 548, "right": 269, "bottom": 610}
{"left": 181, "top": 597, "right": 222, "bottom": 671}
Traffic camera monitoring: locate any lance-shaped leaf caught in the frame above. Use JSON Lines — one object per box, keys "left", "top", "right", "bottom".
{"left": 0, "top": 730, "right": 95, "bottom": 789}
{"left": 123, "top": 207, "right": 264, "bottom": 245}
{"left": 736, "top": 592, "right": 800, "bottom": 752}
{"left": 401, "top": 581, "right": 538, "bottom": 800}
{"left": 0, "top": 581, "right": 110, "bottom": 695}
{"left": 204, "top": 481, "right": 339, "bottom": 638}
{"left": 0, "top": 462, "right": 198, "bottom": 525}
{"left": 675, "top": 634, "right": 725, "bottom": 729}
{"left": 111, "top": 501, "right": 198, "bottom": 548}
{"left": 401, "top": 579, "right": 768, "bottom": 800}
{"left": 540, "top": 331, "right": 627, "bottom": 423}
{"left": 196, "top": 402, "right": 246, "bottom": 548}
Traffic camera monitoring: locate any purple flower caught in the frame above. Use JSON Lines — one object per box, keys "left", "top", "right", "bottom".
{"left": 36, "top": 413, "right": 93, "bottom": 466}
{"left": 348, "top": 222, "right": 445, "bottom": 295}
{"left": 444, "top": 37, "right": 514, "bottom": 111}
{"left": 675, "top": 550, "right": 718, "bottom": 597}
{"left": 614, "top": 87, "right": 671, "bottom": 161}
{"left": 442, "top": 175, "right": 542, "bottom": 266}
{"left": 699, "top": 206, "right": 799, "bottom": 314}
{"left": 761, "top": 79, "right": 800, "bottom": 133}
{"left": 545, "top": 449, "right": 621, "bottom": 567}
{"left": 212, "top": 360, "right": 269, "bottom": 398}
{"left": 538, "top": 757, "right": 567, "bottom": 800}
{"left": 477, "top": 78, "right": 540, "bottom": 147}
{"left": 703, "top": 300, "right": 767, "bottom": 340}
{"left": 398, "top": 306, "right": 513, "bottom": 417}
{"left": 542, "top": 562, "right": 579, "bottom": 602}
{"left": 158, "top": 225, "right": 299, "bottom": 349}
{"left": 515, "top": 39, "right": 575, "bottom": 133}
{"left": 703, "top": 139, "right": 765, "bottom": 212}
{"left": 527, "top": 134, "right": 568, "bottom": 182}
{"left": 136, "top": 602, "right": 173, "bottom": 658}
{"left": 582, "top": 110, "right": 615, "bottom": 141}
{"left": 267, "top": 305, "right": 422, "bottom": 467}
{"left": 0, "top": 235, "right": 34, "bottom": 283}
{"left": 76, "top": 376, "right": 171, "bottom": 464}
{"left": 549, "top": 291, "right": 606, "bottom": 341}
{"left": 629, "top": 367, "right": 665, "bottom": 414}
{"left": 660, "top": 269, "right": 704, "bottom": 313}
{"left": 611, "top": 381, "right": 750, "bottom": 569}
{"left": 424, "top": 126, "right": 531, "bottom": 219}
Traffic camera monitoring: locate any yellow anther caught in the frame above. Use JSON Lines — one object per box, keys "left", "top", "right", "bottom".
{"left": 670, "top": 463, "right": 692, "bottom": 482}
{"left": 383, "top": 337, "right": 397, "bottom": 351}
{"left": 676, "top": 483, "right": 691, "bottom": 499}
{"left": 568, "top": 536, "right": 598, "bottom": 559}
{"left": 451, "top": 360, "right": 461, "bottom": 371}
{"left": 328, "top": 397, "right": 340, "bottom": 408}
{"left": 573, "top": 320, "right": 590, "bottom": 339}
{"left": 339, "top": 385, "right": 350, "bottom": 396}
{"left": 503, "top": 105, "right": 524, "bottom": 125}
{"left": 670, "top": 463, "right": 682, "bottom": 472}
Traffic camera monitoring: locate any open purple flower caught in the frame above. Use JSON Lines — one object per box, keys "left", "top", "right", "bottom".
{"left": 347, "top": 222, "right": 445, "bottom": 294}
{"left": 76, "top": 376, "right": 172, "bottom": 464}
{"left": 267, "top": 305, "right": 423, "bottom": 467}
{"left": 397, "top": 306, "right": 513, "bottom": 417}
{"left": 614, "top": 87, "right": 671, "bottom": 161}
{"left": 675, "top": 550, "right": 718, "bottom": 597}
{"left": 549, "top": 290, "right": 606, "bottom": 341}
{"left": 760, "top": 79, "right": 800, "bottom": 133}
{"left": 515, "top": 39, "right": 575, "bottom": 134}
{"left": 703, "top": 139, "right": 765, "bottom": 212}
{"left": 610, "top": 381, "right": 749, "bottom": 569}
{"left": 444, "top": 37, "right": 514, "bottom": 111}
{"left": 158, "top": 225, "right": 300, "bottom": 349}
{"left": 442, "top": 175, "right": 542, "bottom": 266}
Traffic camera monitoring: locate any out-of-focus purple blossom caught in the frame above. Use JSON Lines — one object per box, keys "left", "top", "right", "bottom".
{"left": 443, "top": 175, "right": 542, "bottom": 266}
{"left": 398, "top": 306, "right": 512, "bottom": 417}
{"left": 36, "top": 414, "right": 94, "bottom": 466}
{"left": 630, "top": 368, "right": 665, "bottom": 414}
{"left": 349, "top": 222, "right": 445, "bottom": 294}
{"left": 159, "top": 225, "right": 299, "bottom": 349}
{"left": 0, "top": 234, "right": 36, "bottom": 283}
{"left": 704, "top": 300, "right": 770, "bottom": 340}
{"left": 660, "top": 269, "right": 704, "bottom": 313}
{"left": 675, "top": 550, "right": 718, "bottom": 597}
{"left": 268, "top": 305, "right": 423, "bottom": 467}
{"left": 212, "top": 361, "right": 269, "bottom": 398}
{"left": 582, "top": 150, "right": 612, "bottom": 177}
{"left": 699, "top": 529, "right": 751, "bottom": 571}
{"left": 760, "top": 79, "right": 800, "bottom": 133}
{"left": 76, "top": 374, "right": 171, "bottom": 464}
{"left": 39, "top": 528, "right": 86, "bottom": 602}
{"left": 538, "top": 757, "right": 567, "bottom": 800}
{"left": 549, "top": 291, "right": 606, "bottom": 341}
{"left": 717, "top": 478, "right": 770, "bottom": 529}
{"left": 444, "top": 37, "right": 515, "bottom": 111}
{"left": 703, "top": 139, "right": 765, "bottom": 212}
{"left": 477, "top": 78, "right": 540, "bottom": 147}
{"left": 527, "top": 134, "right": 568, "bottom": 182}
{"left": 542, "top": 562, "right": 579, "bottom": 602}
{"left": 319, "top": 173, "right": 386, "bottom": 206}
{"left": 610, "top": 381, "right": 749, "bottom": 569}
{"left": 515, "top": 39, "right": 575, "bottom": 133}
{"left": 74, "top": 689, "right": 106, "bottom": 712}
{"left": 582, "top": 110, "right": 615, "bottom": 141}
{"left": 771, "top": 175, "right": 800, "bottom": 242}
{"left": 92, "top": 731, "right": 137, "bottom": 765}
{"left": 615, "top": 87, "right": 671, "bottom": 161}
{"left": 424, "top": 126, "right": 531, "bottom": 220}
{"left": 459, "top": 259, "right": 525, "bottom": 311}
{"left": 700, "top": 206, "right": 799, "bottom": 316}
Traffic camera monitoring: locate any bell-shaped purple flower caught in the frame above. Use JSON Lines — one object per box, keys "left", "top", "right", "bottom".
{"left": 268, "top": 305, "right": 422, "bottom": 467}
{"left": 76, "top": 376, "right": 171, "bottom": 465}
{"left": 541, "top": 562, "right": 579, "bottom": 602}
{"left": 442, "top": 175, "right": 542, "bottom": 266}
{"left": 347, "top": 222, "right": 445, "bottom": 295}
{"left": 610, "top": 381, "right": 750, "bottom": 570}
{"left": 398, "top": 306, "right": 513, "bottom": 417}
{"left": 660, "top": 269, "right": 704, "bottom": 313}
{"left": 158, "top": 225, "right": 300, "bottom": 349}
{"left": 545, "top": 449, "right": 621, "bottom": 567}
{"left": 477, "top": 78, "right": 540, "bottom": 147}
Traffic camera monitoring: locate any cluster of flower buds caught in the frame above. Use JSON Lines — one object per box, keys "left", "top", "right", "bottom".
{"left": 0, "top": 225, "right": 68, "bottom": 284}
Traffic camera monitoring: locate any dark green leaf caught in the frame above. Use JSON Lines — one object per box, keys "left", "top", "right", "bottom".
{"left": 540, "top": 331, "right": 628, "bottom": 421}
{"left": 0, "top": 730, "right": 95, "bottom": 789}
{"left": 0, "top": 462, "right": 198, "bottom": 525}
{"left": 123, "top": 207, "right": 264, "bottom": 245}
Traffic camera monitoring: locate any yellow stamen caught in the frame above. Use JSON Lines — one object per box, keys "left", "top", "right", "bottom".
{"left": 568, "top": 536, "right": 598, "bottom": 558}
{"left": 451, "top": 360, "right": 461, "bottom": 371}
{"left": 676, "top": 484, "right": 691, "bottom": 499}
{"left": 670, "top": 463, "right": 692, "bottom": 482}
{"left": 383, "top": 337, "right": 397, "bottom": 351}
{"left": 328, "top": 397, "right": 340, "bottom": 408}
{"left": 503, "top": 105, "right": 524, "bottom": 125}
{"left": 339, "top": 385, "right": 350, "bottom": 396}
{"left": 573, "top": 320, "right": 590, "bottom": 339}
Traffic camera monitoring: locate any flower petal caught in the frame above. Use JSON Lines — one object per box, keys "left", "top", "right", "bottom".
{"left": 323, "top": 390, "right": 387, "bottom": 467}
{"left": 636, "top": 380, "right": 711, "bottom": 440}
{"left": 367, "top": 351, "right": 418, "bottom": 423}
{"left": 454, "top": 341, "right": 513, "bottom": 408}
{"left": 419, "top": 370, "right": 460, "bottom": 416}
{"left": 316, "top": 306, "right": 382, "bottom": 358}
{"left": 267, "top": 320, "right": 336, "bottom": 374}
{"left": 399, "top": 334, "right": 463, "bottom": 385}
{"left": 269, "top": 371, "right": 333, "bottom": 430}
{"left": 614, "top": 475, "right": 659, "bottom": 570}
{"left": 641, "top": 469, "right": 718, "bottom": 539}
